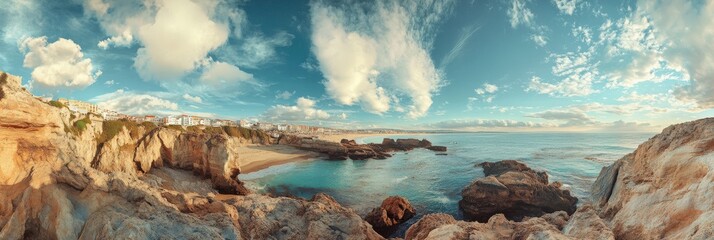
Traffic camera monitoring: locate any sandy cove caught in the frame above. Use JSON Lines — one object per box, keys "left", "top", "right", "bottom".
{"left": 239, "top": 133, "right": 423, "bottom": 173}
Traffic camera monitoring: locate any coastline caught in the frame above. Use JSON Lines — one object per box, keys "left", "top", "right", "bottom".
{"left": 239, "top": 133, "right": 433, "bottom": 174}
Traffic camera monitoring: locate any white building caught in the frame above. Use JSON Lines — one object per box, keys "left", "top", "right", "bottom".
{"left": 277, "top": 124, "right": 288, "bottom": 131}
{"left": 163, "top": 116, "right": 181, "bottom": 125}
{"left": 180, "top": 115, "right": 193, "bottom": 126}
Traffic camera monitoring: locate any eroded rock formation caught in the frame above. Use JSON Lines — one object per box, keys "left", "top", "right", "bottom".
{"left": 365, "top": 196, "right": 416, "bottom": 237}
{"left": 591, "top": 118, "right": 714, "bottom": 239}
{"left": 0, "top": 71, "right": 383, "bottom": 239}
{"left": 459, "top": 160, "right": 578, "bottom": 222}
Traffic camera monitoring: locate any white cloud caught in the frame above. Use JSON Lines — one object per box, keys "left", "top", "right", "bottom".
{"left": 199, "top": 61, "right": 254, "bottom": 86}
{"left": 530, "top": 34, "right": 547, "bottom": 47}
{"left": 527, "top": 109, "right": 592, "bottom": 122}
{"left": 263, "top": 97, "right": 331, "bottom": 121}
{"left": 552, "top": 0, "right": 578, "bottom": 15}
{"left": 235, "top": 31, "right": 294, "bottom": 68}
{"left": 508, "top": 0, "right": 534, "bottom": 28}
{"left": 634, "top": 0, "right": 714, "bottom": 109}
{"left": 92, "top": 89, "right": 179, "bottom": 116}
{"left": 527, "top": 50, "right": 598, "bottom": 97}
{"left": 19, "top": 36, "right": 100, "bottom": 89}
{"left": 424, "top": 119, "right": 554, "bottom": 129}
{"left": 104, "top": 80, "right": 116, "bottom": 85}
{"left": 275, "top": 90, "right": 294, "bottom": 100}
{"left": 133, "top": 0, "right": 229, "bottom": 80}
{"left": 97, "top": 29, "right": 133, "bottom": 49}
{"left": 473, "top": 83, "right": 499, "bottom": 103}
{"left": 572, "top": 26, "right": 592, "bottom": 44}
{"left": 182, "top": 93, "right": 202, "bottom": 103}
{"left": 309, "top": 0, "right": 451, "bottom": 119}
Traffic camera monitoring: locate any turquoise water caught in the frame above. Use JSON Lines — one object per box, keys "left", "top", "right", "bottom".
{"left": 239, "top": 132, "right": 653, "bottom": 236}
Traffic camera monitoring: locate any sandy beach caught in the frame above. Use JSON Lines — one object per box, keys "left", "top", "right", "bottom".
{"left": 238, "top": 144, "right": 323, "bottom": 173}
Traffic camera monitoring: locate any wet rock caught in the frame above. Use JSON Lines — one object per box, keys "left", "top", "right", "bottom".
{"left": 365, "top": 196, "right": 416, "bottom": 237}
{"left": 459, "top": 160, "right": 577, "bottom": 222}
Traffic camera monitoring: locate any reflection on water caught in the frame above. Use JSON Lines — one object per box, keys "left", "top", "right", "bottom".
{"left": 240, "top": 132, "right": 652, "bottom": 237}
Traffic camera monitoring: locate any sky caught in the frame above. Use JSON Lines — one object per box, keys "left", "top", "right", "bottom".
{"left": 0, "top": 0, "right": 712, "bottom": 132}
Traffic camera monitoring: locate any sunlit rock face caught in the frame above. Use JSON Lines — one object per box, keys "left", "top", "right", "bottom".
{"left": 459, "top": 160, "right": 578, "bottom": 222}
{"left": 592, "top": 118, "right": 714, "bottom": 239}
{"left": 0, "top": 71, "right": 383, "bottom": 240}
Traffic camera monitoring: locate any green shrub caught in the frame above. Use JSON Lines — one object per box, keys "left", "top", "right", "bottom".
{"left": 73, "top": 116, "right": 91, "bottom": 134}
{"left": 98, "top": 120, "right": 126, "bottom": 144}
{"left": 48, "top": 100, "right": 65, "bottom": 109}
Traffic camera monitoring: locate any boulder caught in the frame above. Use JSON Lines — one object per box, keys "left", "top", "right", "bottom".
{"left": 459, "top": 160, "right": 577, "bottom": 222}
{"left": 427, "top": 146, "right": 447, "bottom": 152}
{"left": 365, "top": 196, "right": 416, "bottom": 237}
{"left": 405, "top": 209, "right": 610, "bottom": 240}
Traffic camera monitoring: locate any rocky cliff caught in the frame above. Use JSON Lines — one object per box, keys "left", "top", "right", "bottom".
{"left": 0, "top": 71, "right": 382, "bottom": 239}
{"left": 591, "top": 118, "right": 714, "bottom": 239}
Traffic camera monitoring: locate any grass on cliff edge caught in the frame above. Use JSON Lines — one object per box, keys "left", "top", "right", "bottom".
{"left": 64, "top": 115, "right": 92, "bottom": 136}
{"left": 97, "top": 120, "right": 158, "bottom": 144}
{"left": 170, "top": 125, "right": 269, "bottom": 142}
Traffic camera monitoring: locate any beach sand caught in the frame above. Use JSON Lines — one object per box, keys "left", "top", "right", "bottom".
{"left": 239, "top": 145, "right": 323, "bottom": 173}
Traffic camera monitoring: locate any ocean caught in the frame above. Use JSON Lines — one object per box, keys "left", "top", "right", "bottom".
{"left": 239, "top": 132, "right": 653, "bottom": 237}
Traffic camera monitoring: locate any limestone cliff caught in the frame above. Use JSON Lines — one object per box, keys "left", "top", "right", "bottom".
{"left": 0, "top": 72, "right": 382, "bottom": 239}
{"left": 591, "top": 118, "right": 714, "bottom": 239}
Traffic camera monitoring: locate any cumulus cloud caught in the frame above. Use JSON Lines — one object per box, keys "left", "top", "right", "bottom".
{"left": 91, "top": 89, "right": 179, "bottom": 115}
{"left": 182, "top": 93, "right": 202, "bottom": 103}
{"left": 552, "top": 0, "right": 577, "bottom": 15}
{"left": 263, "top": 97, "right": 331, "bottom": 121}
{"left": 309, "top": 0, "right": 452, "bottom": 119}
{"left": 133, "top": 0, "right": 229, "bottom": 80}
{"left": 19, "top": 36, "right": 100, "bottom": 89}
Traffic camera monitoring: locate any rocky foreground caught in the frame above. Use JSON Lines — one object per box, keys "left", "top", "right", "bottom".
{"left": 2, "top": 69, "right": 714, "bottom": 240}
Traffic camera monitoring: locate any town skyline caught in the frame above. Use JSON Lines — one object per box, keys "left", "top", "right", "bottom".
{"left": 1, "top": 0, "right": 712, "bottom": 132}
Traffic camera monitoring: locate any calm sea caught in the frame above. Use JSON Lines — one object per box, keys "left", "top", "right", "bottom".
{"left": 239, "top": 132, "right": 653, "bottom": 237}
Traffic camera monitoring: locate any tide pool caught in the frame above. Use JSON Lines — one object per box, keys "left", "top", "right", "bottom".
{"left": 239, "top": 132, "right": 653, "bottom": 237}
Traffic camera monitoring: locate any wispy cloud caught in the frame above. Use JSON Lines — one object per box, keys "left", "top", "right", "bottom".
{"left": 440, "top": 24, "right": 481, "bottom": 69}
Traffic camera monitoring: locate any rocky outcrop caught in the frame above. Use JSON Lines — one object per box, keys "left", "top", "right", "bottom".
{"left": 0, "top": 71, "right": 383, "bottom": 239}
{"left": 278, "top": 135, "right": 446, "bottom": 160}
{"left": 404, "top": 210, "right": 611, "bottom": 240}
{"left": 591, "top": 118, "right": 714, "bottom": 239}
{"left": 460, "top": 160, "right": 578, "bottom": 222}
{"left": 365, "top": 196, "right": 416, "bottom": 237}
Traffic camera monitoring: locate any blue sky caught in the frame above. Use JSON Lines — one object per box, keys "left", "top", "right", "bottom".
{"left": 1, "top": 0, "right": 712, "bottom": 131}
